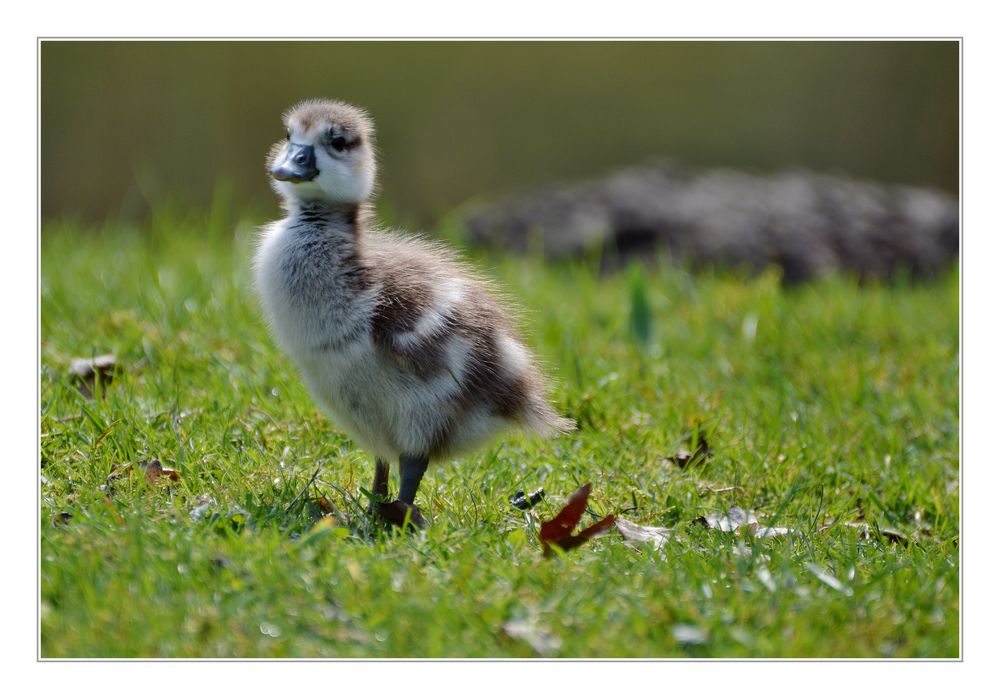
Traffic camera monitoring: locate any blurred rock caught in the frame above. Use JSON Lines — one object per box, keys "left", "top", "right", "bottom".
{"left": 463, "top": 161, "right": 958, "bottom": 282}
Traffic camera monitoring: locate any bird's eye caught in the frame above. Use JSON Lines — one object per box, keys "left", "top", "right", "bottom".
{"left": 330, "top": 135, "right": 347, "bottom": 152}
{"left": 285, "top": 130, "right": 290, "bottom": 141}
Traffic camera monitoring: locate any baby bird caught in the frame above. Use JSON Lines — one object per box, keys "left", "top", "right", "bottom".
{"left": 254, "top": 99, "right": 573, "bottom": 527}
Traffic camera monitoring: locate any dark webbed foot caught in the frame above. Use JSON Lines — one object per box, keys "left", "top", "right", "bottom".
{"left": 377, "top": 499, "right": 428, "bottom": 529}
{"left": 377, "top": 454, "right": 429, "bottom": 529}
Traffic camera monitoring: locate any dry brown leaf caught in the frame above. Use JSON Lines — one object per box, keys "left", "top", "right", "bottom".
{"left": 539, "top": 483, "right": 616, "bottom": 555}
{"left": 313, "top": 496, "right": 336, "bottom": 515}
{"left": 669, "top": 433, "right": 712, "bottom": 468}
{"left": 138, "top": 459, "right": 179, "bottom": 483}
{"left": 103, "top": 459, "right": 178, "bottom": 493}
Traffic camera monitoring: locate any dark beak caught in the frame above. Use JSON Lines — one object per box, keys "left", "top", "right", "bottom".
{"left": 271, "top": 143, "right": 319, "bottom": 183}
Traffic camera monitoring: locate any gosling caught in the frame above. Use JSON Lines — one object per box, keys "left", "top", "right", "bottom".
{"left": 253, "top": 99, "right": 573, "bottom": 527}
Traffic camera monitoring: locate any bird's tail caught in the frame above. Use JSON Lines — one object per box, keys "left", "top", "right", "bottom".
{"left": 526, "top": 401, "right": 576, "bottom": 437}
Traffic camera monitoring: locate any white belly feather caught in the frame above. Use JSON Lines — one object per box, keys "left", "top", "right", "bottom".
{"left": 254, "top": 220, "right": 504, "bottom": 461}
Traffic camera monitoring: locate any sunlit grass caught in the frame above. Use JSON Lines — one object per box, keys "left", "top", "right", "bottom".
{"left": 40, "top": 216, "right": 958, "bottom": 657}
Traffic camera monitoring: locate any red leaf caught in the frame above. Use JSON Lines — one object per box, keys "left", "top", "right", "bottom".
{"left": 139, "top": 459, "right": 179, "bottom": 483}
{"left": 539, "top": 484, "right": 616, "bottom": 555}
{"left": 539, "top": 483, "right": 590, "bottom": 542}
{"left": 102, "top": 459, "right": 178, "bottom": 493}
{"left": 552, "top": 514, "right": 617, "bottom": 552}
{"left": 312, "top": 496, "right": 336, "bottom": 515}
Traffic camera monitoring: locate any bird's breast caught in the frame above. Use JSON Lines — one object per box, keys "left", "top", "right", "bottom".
{"left": 254, "top": 219, "right": 376, "bottom": 359}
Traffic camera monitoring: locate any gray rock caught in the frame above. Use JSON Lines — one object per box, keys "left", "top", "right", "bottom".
{"left": 464, "top": 161, "right": 958, "bottom": 283}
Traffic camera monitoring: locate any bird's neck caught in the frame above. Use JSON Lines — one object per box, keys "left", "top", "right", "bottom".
{"left": 287, "top": 200, "right": 371, "bottom": 231}
{"left": 279, "top": 200, "right": 374, "bottom": 297}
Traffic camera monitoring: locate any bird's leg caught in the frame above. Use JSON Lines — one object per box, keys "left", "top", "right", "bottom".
{"left": 377, "top": 453, "right": 428, "bottom": 529}
{"left": 367, "top": 457, "right": 391, "bottom": 515}
{"left": 398, "top": 454, "right": 429, "bottom": 504}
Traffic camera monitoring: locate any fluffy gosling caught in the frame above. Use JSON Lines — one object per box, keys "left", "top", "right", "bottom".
{"left": 253, "top": 99, "right": 573, "bottom": 527}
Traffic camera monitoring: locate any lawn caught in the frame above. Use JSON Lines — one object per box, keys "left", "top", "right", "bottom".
{"left": 39, "top": 211, "right": 959, "bottom": 658}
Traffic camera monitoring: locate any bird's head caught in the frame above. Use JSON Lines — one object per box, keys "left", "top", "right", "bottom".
{"left": 267, "top": 99, "right": 376, "bottom": 206}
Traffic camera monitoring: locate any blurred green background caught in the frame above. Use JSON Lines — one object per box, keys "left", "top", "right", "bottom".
{"left": 41, "top": 41, "right": 958, "bottom": 225}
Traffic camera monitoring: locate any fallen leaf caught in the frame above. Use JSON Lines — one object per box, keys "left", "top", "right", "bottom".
{"left": 138, "top": 459, "right": 179, "bottom": 483}
{"left": 259, "top": 622, "right": 282, "bottom": 638}
{"left": 189, "top": 494, "right": 215, "bottom": 521}
{"left": 312, "top": 496, "right": 336, "bottom": 515}
{"left": 877, "top": 526, "right": 910, "bottom": 545}
{"left": 509, "top": 488, "right": 546, "bottom": 511}
{"left": 69, "top": 354, "right": 120, "bottom": 398}
{"left": 103, "top": 459, "right": 178, "bottom": 493}
{"left": 806, "top": 563, "right": 853, "bottom": 596}
{"left": 671, "top": 623, "right": 709, "bottom": 645}
{"left": 540, "top": 484, "right": 590, "bottom": 541}
{"left": 755, "top": 525, "right": 792, "bottom": 538}
{"left": 615, "top": 518, "right": 673, "bottom": 550}
{"left": 539, "top": 483, "right": 616, "bottom": 555}
{"left": 844, "top": 521, "right": 910, "bottom": 546}
{"left": 696, "top": 505, "right": 792, "bottom": 538}
{"left": 698, "top": 505, "right": 756, "bottom": 532}
{"left": 502, "top": 618, "right": 562, "bottom": 656}
{"left": 669, "top": 433, "right": 712, "bottom": 468}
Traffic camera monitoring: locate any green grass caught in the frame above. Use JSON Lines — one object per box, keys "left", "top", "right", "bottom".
{"left": 40, "top": 214, "right": 959, "bottom": 658}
